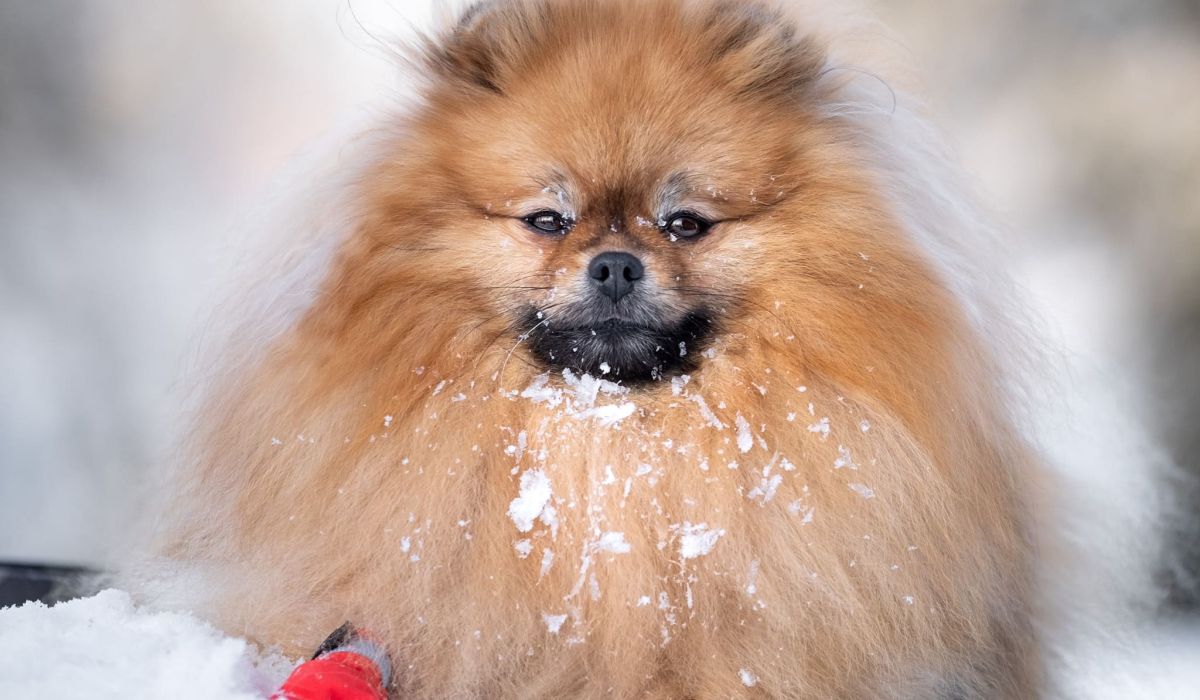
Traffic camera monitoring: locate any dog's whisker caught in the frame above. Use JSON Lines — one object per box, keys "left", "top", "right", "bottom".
{"left": 496, "top": 315, "right": 552, "bottom": 386}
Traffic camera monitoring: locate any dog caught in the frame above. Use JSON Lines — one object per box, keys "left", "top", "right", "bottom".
{"left": 147, "top": 1, "right": 1042, "bottom": 696}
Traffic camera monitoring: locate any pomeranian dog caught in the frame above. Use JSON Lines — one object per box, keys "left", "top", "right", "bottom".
{"left": 147, "top": 0, "right": 1043, "bottom": 697}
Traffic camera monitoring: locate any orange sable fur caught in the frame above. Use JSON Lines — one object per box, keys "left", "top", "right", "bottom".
{"left": 151, "top": 1, "right": 1041, "bottom": 697}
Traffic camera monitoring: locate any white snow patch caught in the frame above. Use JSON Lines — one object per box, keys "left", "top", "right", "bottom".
{"left": 746, "top": 560, "right": 760, "bottom": 596}
{"left": 520, "top": 374, "right": 563, "bottom": 407}
{"left": 514, "top": 539, "right": 533, "bottom": 558}
{"left": 508, "top": 469, "right": 554, "bottom": 533}
{"left": 689, "top": 394, "right": 726, "bottom": 430}
{"left": 848, "top": 483, "right": 875, "bottom": 499}
{"left": 0, "top": 590, "right": 292, "bottom": 699}
{"left": 520, "top": 371, "right": 634, "bottom": 426}
{"left": 678, "top": 523, "right": 725, "bottom": 559}
{"left": 789, "top": 501, "right": 815, "bottom": 524}
{"left": 542, "top": 613, "right": 568, "bottom": 634}
{"left": 582, "top": 401, "right": 636, "bottom": 427}
{"left": 739, "top": 668, "right": 759, "bottom": 687}
{"left": 735, "top": 413, "right": 753, "bottom": 453}
{"left": 833, "top": 445, "right": 857, "bottom": 470}
{"left": 596, "top": 531, "right": 631, "bottom": 554}
{"left": 748, "top": 473, "right": 783, "bottom": 505}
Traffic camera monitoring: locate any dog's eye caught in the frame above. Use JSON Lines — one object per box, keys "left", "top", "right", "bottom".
{"left": 663, "top": 212, "right": 711, "bottom": 239}
{"left": 523, "top": 210, "right": 571, "bottom": 235}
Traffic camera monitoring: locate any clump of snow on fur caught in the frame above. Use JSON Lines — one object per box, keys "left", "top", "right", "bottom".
{"left": 735, "top": 414, "right": 753, "bottom": 453}
{"left": 586, "top": 401, "right": 636, "bottom": 426}
{"left": 520, "top": 371, "right": 635, "bottom": 426}
{"left": 848, "top": 483, "right": 875, "bottom": 499}
{"left": 740, "top": 668, "right": 759, "bottom": 687}
{"left": 748, "top": 473, "right": 783, "bottom": 505}
{"left": 520, "top": 374, "right": 563, "bottom": 407}
{"left": 542, "top": 613, "right": 567, "bottom": 634}
{"left": 689, "top": 394, "right": 726, "bottom": 430}
{"left": 746, "top": 560, "right": 760, "bottom": 596}
{"left": 678, "top": 523, "right": 725, "bottom": 559}
{"left": 508, "top": 469, "right": 555, "bottom": 533}
{"left": 596, "top": 531, "right": 631, "bottom": 554}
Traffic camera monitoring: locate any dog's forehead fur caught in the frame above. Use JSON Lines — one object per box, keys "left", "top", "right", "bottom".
{"left": 427, "top": 0, "right": 826, "bottom": 102}
{"left": 416, "top": 0, "right": 826, "bottom": 213}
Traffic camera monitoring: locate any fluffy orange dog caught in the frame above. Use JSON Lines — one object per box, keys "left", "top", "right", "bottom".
{"left": 151, "top": 0, "right": 1041, "bottom": 696}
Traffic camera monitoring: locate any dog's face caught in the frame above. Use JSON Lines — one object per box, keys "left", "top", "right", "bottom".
{"left": 448, "top": 85, "right": 804, "bottom": 381}
{"left": 359, "top": 0, "right": 892, "bottom": 385}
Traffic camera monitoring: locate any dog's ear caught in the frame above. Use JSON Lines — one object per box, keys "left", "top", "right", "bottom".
{"left": 425, "top": 0, "right": 539, "bottom": 95}
{"left": 702, "top": 1, "right": 825, "bottom": 102}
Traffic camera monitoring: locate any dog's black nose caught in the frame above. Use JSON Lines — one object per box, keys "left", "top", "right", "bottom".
{"left": 588, "top": 251, "right": 644, "bottom": 303}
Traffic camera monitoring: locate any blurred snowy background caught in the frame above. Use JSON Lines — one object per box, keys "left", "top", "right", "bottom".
{"left": 0, "top": 0, "right": 1197, "bottom": 686}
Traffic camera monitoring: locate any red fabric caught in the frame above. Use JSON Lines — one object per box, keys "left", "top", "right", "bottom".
{"left": 270, "top": 651, "right": 388, "bottom": 700}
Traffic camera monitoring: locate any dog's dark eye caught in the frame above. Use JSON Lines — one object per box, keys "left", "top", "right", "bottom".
{"left": 523, "top": 210, "right": 571, "bottom": 235}
{"left": 663, "top": 212, "right": 711, "bottom": 239}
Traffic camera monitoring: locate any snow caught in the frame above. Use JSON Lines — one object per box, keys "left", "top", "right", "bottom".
{"left": 584, "top": 401, "right": 636, "bottom": 427}
{"left": 678, "top": 523, "right": 725, "bottom": 559}
{"left": 848, "top": 483, "right": 876, "bottom": 499}
{"left": 1061, "top": 622, "right": 1200, "bottom": 700}
{"left": 747, "top": 473, "right": 783, "bottom": 505}
{"left": 519, "top": 371, "right": 635, "bottom": 426}
{"left": 739, "top": 668, "right": 758, "bottom": 687}
{"left": 746, "top": 560, "right": 760, "bottom": 596}
{"left": 596, "top": 531, "right": 631, "bottom": 554}
{"left": 5, "top": 587, "right": 1197, "bottom": 698}
{"left": 507, "top": 469, "right": 555, "bottom": 533}
{"left": 833, "top": 445, "right": 857, "bottom": 470}
{"left": 689, "top": 394, "right": 726, "bottom": 430}
{"left": 734, "top": 414, "right": 753, "bottom": 453}
{"left": 0, "top": 590, "right": 293, "bottom": 699}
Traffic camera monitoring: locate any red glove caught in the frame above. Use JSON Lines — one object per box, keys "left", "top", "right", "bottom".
{"left": 271, "top": 623, "right": 391, "bottom": 700}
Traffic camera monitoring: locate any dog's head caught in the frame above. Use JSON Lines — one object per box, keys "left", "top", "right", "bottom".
{"left": 352, "top": 0, "right": 923, "bottom": 386}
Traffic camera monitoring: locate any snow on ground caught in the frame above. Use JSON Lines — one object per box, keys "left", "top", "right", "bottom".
{"left": 3, "top": 588, "right": 1199, "bottom": 698}
{"left": 1060, "top": 622, "right": 1200, "bottom": 700}
{"left": 0, "top": 589, "right": 293, "bottom": 699}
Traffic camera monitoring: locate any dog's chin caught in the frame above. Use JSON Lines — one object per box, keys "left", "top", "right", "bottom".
{"left": 519, "top": 308, "right": 715, "bottom": 383}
